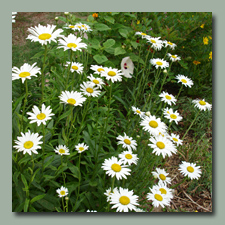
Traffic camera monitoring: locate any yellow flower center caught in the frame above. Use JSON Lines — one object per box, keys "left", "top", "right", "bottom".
{"left": 187, "top": 166, "right": 194, "bottom": 173}
{"left": 124, "top": 139, "right": 131, "bottom": 145}
{"left": 170, "top": 114, "right": 177, "bottom": 119}
{"left": 78, "top": 26, "right": 81, "bottom": 28}
{"left": 171, "top": 55, "right": 177, "bottom": 58}
{"left": 181, "top": 79, "right": 187, "bottom": 83}
{"left": 159, "top": 174, "right": 166, "bottom": 180}
{"left": 36, "top": 113, "right": 46, "bottom": 120}
{"left": 19, "top": 72, "right": 31, "bottom": 78}
{"left": 59, "top": 149, "right": 66, "bottom": 154}
{"left": 151, "top": 39, "right": 156, "bottom": 43}
{"left": 149, "top": 120, "right": 158, "bottom": 128}
{"left": 167, "top": 111, "right": 170, "bottom": 114}
{"left": 86, "top": 87, "right": 94, "bottom": 93}
{"left": 107, "top": 71, "right": 116, "bottom": 76}
{"left": 173, "top": 137, "right": 178, "bottom": 142}
{"left": 167, "top": 42, "right": 173, "bottom": 45}
{"left": 97, "top": 68, "right": 105, "bottom": 72}
{"left": 79, "top": 147, "right": 84, "bottom": 151}
{"left": 23, "top": 141, "right": 34, "bottom": 149}
{"left": 67, "top": 98, "right": 76, "bottom": 105}
{"left": 159, "top": 188, "right": 167, "bottom": 195}
{"left": 38, "top": 33, "right": 52, "bottom": 40}
{"left": 136, "top": 110, "right": 141, "bottom": 114}
{"left": 111, "top": 163, "right": 121, "bottom": 172}
{"left": 67, "top": 43, "right": 77, "bottom": 48}
{"left": 156, "top": 141, "right": 165, "bottom": 149}
{"left": 141, "top": 33, "right": 147, "bottom": 35}
{"left": 125, "top": 154, "right": 133, "bottom": 159}
{"left": 69, "top": 25, "right": 75, "bottom": 28}
{"left": 82, "top": 25, "right": 85, "bottom": 27}
{"left": 199, "top": 100, "right": 206, "bottom": 105}
{"left": 119, "top": 196, "right": 130, "bottom": 205}
{"left": 165, "top": 95, "right": 171, "bottom": 100}
{"left": 156, "top": 61, "right": 163, "bottom": 66}
{"left": 72, "top": 65, "right": 78, "bottom": 70}
{"left": 60, "top": 191, "right": 66, "bottom": 196}
{"left": 93, "top": 79, "right": 99, "bottom": 84}
{"left": 154, "top": 194, "right": 163, "bottom": 201}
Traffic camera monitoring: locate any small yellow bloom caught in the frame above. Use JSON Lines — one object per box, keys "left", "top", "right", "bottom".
{"left": 137, "top": 20, "right": 140, "bottom": 24}
{"left": 209, "top": 51, "right": 212, "bottom": 60}
{"left": 193, "top": 60, "right": 201, "bottom": 65}
{"left": 192, "top": 15, "right": 194, "bottom": 17}
{"left": 200, "top": 24, "right": 204, "bottom": 28}
{"left": 208, "top": 36, "right": 212, "bottom": 40}
{"left": 92, "top": 13, "right": 98, "bottom": 18}
{"left": 203, "top": 37, "right": 209, "bottom": 45}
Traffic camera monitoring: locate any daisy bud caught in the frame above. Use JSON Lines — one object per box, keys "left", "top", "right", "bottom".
{"left": 145, "top": 111, "right": 151, "bottom": 117}
{"left": 64, "top": 12, "right": 69, "bottom": 15}
{"left": 137, "top": 135, "right": 140, "bottom": 138}
{"left": 65, "top": 197, "right": 69, "bottom": 200}
{"left": 122, "top": 45, "right": 126, "bottom": 49}
{"left": 163, "top": 69, "right": 167, "bottom": 74}
{"left": 55, "top": 17, "right": 59, "bottom": 20}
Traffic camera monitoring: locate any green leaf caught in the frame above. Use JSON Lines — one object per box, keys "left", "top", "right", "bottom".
{"left": 87, "top": 15, "right": 94, "bottom": 22}
{"left": 89, "top": 181, "right": 98, "bottom": 187}
{"left": 93, "top": 54, "right": 108, "bottom": 64}
{"left": 114, "top": 47, "right": 126, "bottom": 56}
{"left": 113, "top": 95, "right": 129, "bottom": 111}
{"left": 124, "top": 12, "right": 136, "bottom": 18}
{"left": 94, "top": 23, "right": 111, "bottom": 31}
{"left": 104, "top": 16, "right": 115, "bottom": 24}
{"left": 111, "top": 12, "right": 120, "bottom": 16}
{"left": 58, "top": 16, "right": 67, "bottom": 23}
{"left": 118, "top": 28, "right": 129, "bottom": 38}
{"left": 103, "top": 39, "right": 116, "bottom": 48}
{"left": 88, "top": 38, "right": 101, "bottom": 50}
{"left": 35, "top": 198, "right": 55, "bottom": 211}
{"left": 130, "top": 41, "right": 139, "bottom": 49}
{"left": 21, "top": 174, "right": 28, "bottom": 190}
{"left": 24, "top": 198, "right": 29, "bottom": 212}
{"left": 58, "top": 110, "right": 71, "bottom": 122}
{"left": 68, "top": 163, "right": 80, "bottom": 179}
{"left": 30, "top": 194, "right": 46, "bottom": 204}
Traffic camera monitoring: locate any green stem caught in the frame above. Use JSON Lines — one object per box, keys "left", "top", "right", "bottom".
{"left": 75, "top": 153, "right": 81, "bottom": 207}
{"left": 41, "top": 123, "right": 45, "bottom": 175}
{"left": 20, "top": 79, "right": 28, "bottom": 132}
{"left": 176, "top": 85, "right": 183, "bottom": 100}
{"left": 170, "top": 176, "right": 187, "bottom": 189}
{"left": 62, "top": 197, "right": 65, "bottom": 212}
{"left": 41, "top": 44, "right": 48, "bottom": 104}
{"left": 66, "top": 50, "right": 73, "bottom": 89}
{"left": 182, "top": 110, "right": 200, "bottom": 140}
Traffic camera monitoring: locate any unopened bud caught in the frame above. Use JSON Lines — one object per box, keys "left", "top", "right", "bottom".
{"left": 145, "top": 111, "right": 151, "bottom": 117}
{"left": 55, "top": 17, "right": 58, "bottom": 21}
{"left": 64, "top": 12, "right": 69, "bottom": 15}
{"left": 137, "top": 135, "right": 140, "bottom": 138}
{"left": 163, "top": 69, "right": 167, "bottom": 74}
{"left": 65, "top": 197, "right": 69, "bottom": 200}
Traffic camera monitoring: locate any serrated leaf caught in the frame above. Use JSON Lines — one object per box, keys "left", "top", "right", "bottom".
{"left": 114, "top": 47, "right": 126, "bottom": 56}
{"left": 94, "top": 23, "right": 111, "bottom": 31}
{"left": 93, "top": 54, "right": 108, "bottom": 64}
{"left": 103, "top": 39, "right": 115, "bottom": 48}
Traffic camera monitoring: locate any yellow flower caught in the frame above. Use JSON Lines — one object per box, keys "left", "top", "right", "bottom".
{"left": 193, "top": 60, "right": 201, "bottom": 65}
{"left": 200, "top": 24, "right": 204, "bottom": 28}
{"left": 92, "top": 13, "right": 98, "bottom": 18}
{"left": 209, "top": 51, "right": 212, "bottom": 60}
{"left": 192, "top": 15, "right": 194, "bottom": 17}
{"left": 203, "top": 37, "right": 209, "bottom": 45}
{"left": 137, "top": 20, "right": 140, "bottom": 24}
{"left": 208, "top": 36, "right": 212, "bottom": 40}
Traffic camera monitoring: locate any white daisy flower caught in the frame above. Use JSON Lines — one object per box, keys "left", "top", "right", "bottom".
{"left": 74, "top": 22, "right": 83, "bottom": 31}
{"left": 135, "top": 31, "right": 149, "bottom": 38}
{"left": 131, "top": 106, "right": 145, "bottom": 118}
{"left": 150, "top": 58, "right": 169, "bottom": 69}
{"left": 164, "top": 108, "right": 183, "bottom": 125}
{"left": 109, "top": 187, "right": 139, "bottom": 212}
{"left": 12, "top": 62, "right": 41, "bottom": 83}
{"left": 100, "top": 67, "right": 124, "bottom": 83}
{"left": 192, "top": 99, "right": 212, "bottom": 111}
{"left": 65, "top": 61, "right": 84, "bottom": 74}
{"left": 101, "top": 156, "right": 131, "bottom": 180}
{"left": 118, "top": 150, "right": 139, "bottom": 166}
{"left": 152, "top": 168, "right": 171, "bottom": 185}
{"left": 54, "top": 145, "right": 70, "bottom": 156}
{"left": 167, "top": 53, "right": 181, "bottom": 62}
{"left": 121, "top": 57, "right": 134, "bottom": 78}
{"left": 56, "top": 186, "right": 69, "bottom": 198}
{"left": 57, "top": 34, "right": 87, "bottom": 52}
{"left": 148, "top": 135, "right": 177, "bottom": 158}
{"left": 178, "top": 161, "right": 202, "bottom": 180}
{"left": 27, "top": 24, "right": 63, "bottom": 45}
{"left": 159, "top": 91, "right": 177, "bottom": 106}
{"left": 80, "top": 81, "right": 101, "bottom": 97}
{"left": 13, "top": 130, "right": 43, "bottom": 155}
{"left": 169, "top": 133, "right": 183, "bottom": 146}
{"left": 86, "top": 210, "right": 97, "bottom": 212}
{"left": 163, "top": 40, "right": 177, "bottom": 50}
{"left": 146, "top": 36, "right": 164, "bottom": 51}
{"left": 135, "top": 208, "right": 145, "bottom": 212}
{"left": 90, "top": 65, "right": 106, "bottom": 75}
{"left": 152, "top": 181, "right": 174, "bottom": 200}
{"left": 75, "top": 143, "right": 89, "bottom": 153}
{"left": 87, "top": 74, "right": 105, "bottom": 89}
{"left": 104, "top": 187, "right": 119, "bottom": 202}
{"left": 27, "top": 104, "right": 54, "bottom": 126}
{"left": 140, "top": 115, "right": 167, "bottom": 136}
{"left": 65, "top": 24, "right": 76, "bottom": 31}
{"left": 176, "top": 74, "right": 194, "bottom": 88}
{"left": 12, "top": 12, "right": 17, "bottom": 23}
{"left": 59, "top": 90, "right": 86, "bottom": 107}
{"left": 80, "top": 23, "right": 92, "bottom": 32}
{"left": 116, "top": 133, "right": 137, "bottom": 151}
{"left": 147, "top": 188, "right": 171, "bottom": 208}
